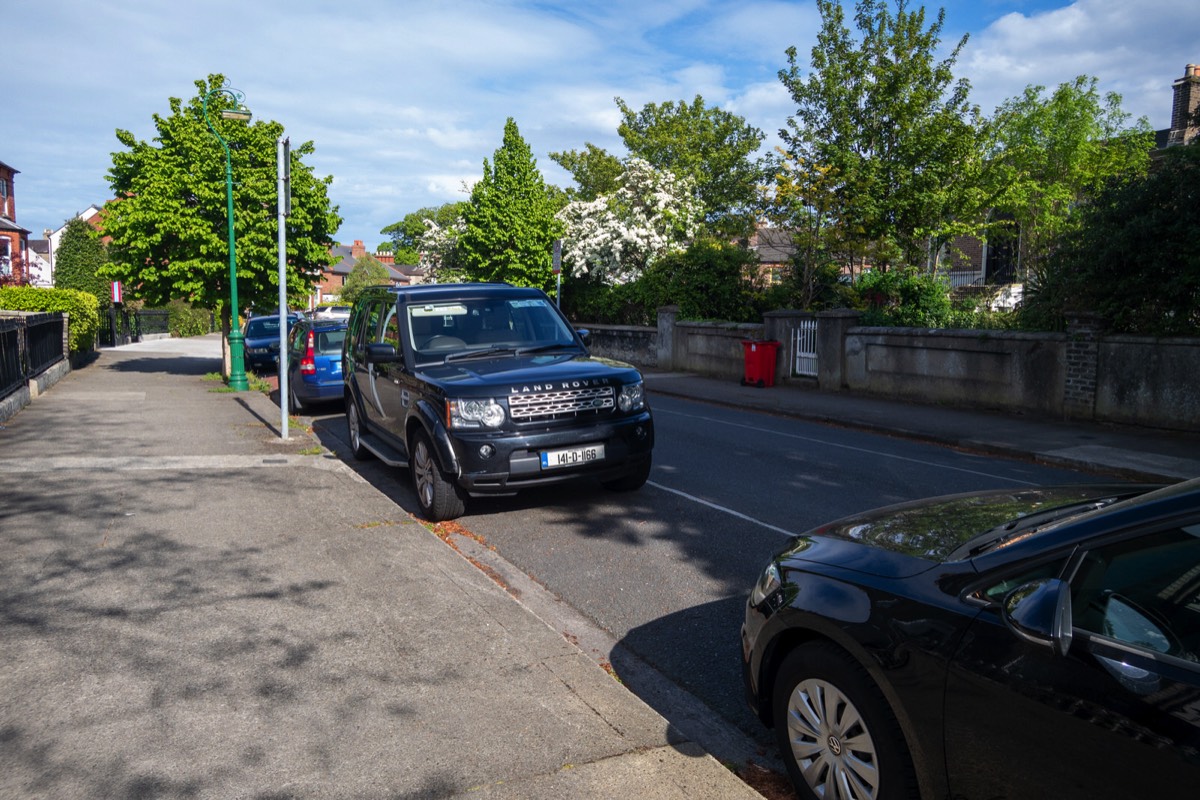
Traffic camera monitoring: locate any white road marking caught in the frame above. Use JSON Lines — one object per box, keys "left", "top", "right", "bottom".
{"left": 647, "top": 480, "right": 799, "bottom": 537}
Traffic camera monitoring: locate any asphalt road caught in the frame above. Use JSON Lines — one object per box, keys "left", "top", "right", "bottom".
{"left": 311, "top": 390, "right": 1104, "bottom": 759}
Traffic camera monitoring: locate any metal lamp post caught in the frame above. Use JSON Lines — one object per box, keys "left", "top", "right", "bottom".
{"left": 203, "top": 83, "right": 253, "bottom": 391}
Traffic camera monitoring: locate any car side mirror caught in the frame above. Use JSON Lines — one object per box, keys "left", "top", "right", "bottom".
{"left": 365, "top": 342, "right": 402, "bottom": 364}
{"left": 1002, "top": 577, "right": 1073, "bottom": 657}
{"left": 575, "top": 328, "right": 591, "bottom": 347}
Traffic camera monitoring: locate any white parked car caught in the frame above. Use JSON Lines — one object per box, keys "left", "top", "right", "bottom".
{"left": 310, "top": 305, "right": 351, "bottom": 320}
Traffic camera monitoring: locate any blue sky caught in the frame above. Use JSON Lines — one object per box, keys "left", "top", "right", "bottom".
{"left": 5, "top": 0, "right": 1197, "bottom": 251}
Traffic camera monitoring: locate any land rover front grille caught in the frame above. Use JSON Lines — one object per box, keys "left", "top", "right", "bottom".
{"left": 508, "top": 386, "right": 615, "bottom": 422}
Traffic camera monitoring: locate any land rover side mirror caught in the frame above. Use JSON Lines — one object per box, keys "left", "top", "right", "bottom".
{"left": 365, "top": 342, "right": 402, "bottom": 364}
{"left": 575, "top": 328, "right": 591, "bottom": 347}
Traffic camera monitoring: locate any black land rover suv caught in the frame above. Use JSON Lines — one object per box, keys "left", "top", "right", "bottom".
{"left": 343, "top": 283, "right": 654, "bottom": 521}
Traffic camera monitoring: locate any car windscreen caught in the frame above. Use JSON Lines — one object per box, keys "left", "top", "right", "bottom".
{"left": 407, "top": 297, "right": 576, "bottom": 356}
{"left": 246, "top": 319, "right": 281, "bottom": 336}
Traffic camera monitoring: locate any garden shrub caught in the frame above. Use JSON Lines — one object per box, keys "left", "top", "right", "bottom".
{"left": 0, "top": 286, "right": 101, "bottom": 352}
{"left": 168, "top": 300, "right": 215, "bottom": 337}
{"left": 854, "top": 269, "right": 953, "bottom": 327}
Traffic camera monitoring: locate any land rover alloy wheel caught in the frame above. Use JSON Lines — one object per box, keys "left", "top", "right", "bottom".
{"left": 410, "top": 428, "right": 465, "bottom": 522}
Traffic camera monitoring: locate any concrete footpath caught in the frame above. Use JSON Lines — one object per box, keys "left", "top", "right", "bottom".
{"left": 0, "top": 336, "right": 763, "bottom": 800}
{"left": 3, "top": 336, "right": 1198, "bottom": 800}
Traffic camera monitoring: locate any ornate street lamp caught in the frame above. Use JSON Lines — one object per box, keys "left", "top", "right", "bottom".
{"left": 202, "top": 82, "right": 253, "bottom": 391}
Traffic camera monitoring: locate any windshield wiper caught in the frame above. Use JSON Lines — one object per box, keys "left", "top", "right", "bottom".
{"left": 515, "top": 343, "right": 580, "bottom": 356}
{"left": 963, "top": 500, "right": 1115, "bottom": 557}
{"left": 443, "top": 346, "right": 519, "bottom": 363}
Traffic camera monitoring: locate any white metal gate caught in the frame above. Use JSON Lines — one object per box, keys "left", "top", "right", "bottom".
{"left": 792, "top": 318, "right": 818, "bottom": 377}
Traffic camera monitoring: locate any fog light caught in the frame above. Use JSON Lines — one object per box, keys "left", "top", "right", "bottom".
{"left": 479, "top": 444, "right": 496, "bottom": 460}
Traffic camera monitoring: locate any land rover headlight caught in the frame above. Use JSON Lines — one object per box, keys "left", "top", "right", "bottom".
{"left": 618, "top": 381, "right": 644, "bottom": 412}
{"left": 449, "top": 398, "right": 506, "bottom": 429}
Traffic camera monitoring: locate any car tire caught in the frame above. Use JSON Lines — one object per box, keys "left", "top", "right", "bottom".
{"left": 772, "top": 642, "right": 917, "bottom": 800}
{"left": 345, "top": 398, "right": 371, "bottom": 461}
{"left": 410, "top": 428, "right": 466, "bottom": 522}
{"left": 602, "top": 458, "right": 651, "bottom": 492}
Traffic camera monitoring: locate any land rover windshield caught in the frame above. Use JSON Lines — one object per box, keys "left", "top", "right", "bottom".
{"left": 407, "top": 296, "right": 580, "bottom": 362}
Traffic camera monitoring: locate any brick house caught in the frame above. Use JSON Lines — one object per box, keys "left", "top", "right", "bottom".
{"left": 310, "top": 239, "right": 424, "bottom": 307}
{"left": 0, "top": 160, "right": 31, "bottom": 284}
{"left": 1155, "top": 63, "right": 1200, "bottom": 149}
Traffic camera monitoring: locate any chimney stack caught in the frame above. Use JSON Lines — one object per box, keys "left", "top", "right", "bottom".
{"left": 1170, "top": 64, "right": 1200, "bottom": 146}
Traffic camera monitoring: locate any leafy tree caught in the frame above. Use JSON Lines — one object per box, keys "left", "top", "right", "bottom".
{"left": 989, "top": 76, "right": 1153, "bottom": 276}
{"left": 643, "top": 238, "right": 763, "bottom": 322}
{"left": 381, "top": 202, "right": 469, "bottom": 265}
{"left": 1022, "top": 141, "right": 1200, "bottom": 335}
{"left": 616, "top": 95, "right": 765, "bottom": 236}
{"left": 550, "top": 143, "right": 625, "bottom": 201}
{"left": 100, "top": 74, "right": 341, "bottom": 348}
{"left": 457, "top": 118, "right": 562, "bottom": 289}
{"left": 339, "top": 254, "right": 393, "bottom": 306}
{"left": 778, "top": 0, "right": 982, "bottom": 269}
{"left": 53, "top": 217, "right": 110, "bottom": 305}
{"left": 556, "top": 158, "right": 702, "bottom": 286}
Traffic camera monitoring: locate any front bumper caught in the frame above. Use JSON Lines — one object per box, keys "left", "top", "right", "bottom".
{"left": 448, "top": 411, "right": 654, "bottom": 493}
{"left": 741, "top": 601, "right": 771, "bottom": 722}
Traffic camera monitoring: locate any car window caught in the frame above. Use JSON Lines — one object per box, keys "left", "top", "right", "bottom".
{"left": 351, "top": 302, "right": 383, "bottom": 354}
{"left": 316, "top": 329, "right": 346, "bottom": 355}
{"left": 288, "top": 324, "right": 306, "bottom": 356}
{"left": 980, "top": 559, "right": 1067, "bottom": 604}
{"left": 1071, "top": 523, "right": 1200, "bottom": 662}
{"left": 381, "top": 305, "right": 402, "bottom": 350}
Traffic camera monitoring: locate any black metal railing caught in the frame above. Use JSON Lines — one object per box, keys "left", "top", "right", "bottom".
{"left": 98, "top": 307, "right": 177, "bottom": 347}
{"left": 26, "top": 314, "right": 64, "bottom": 376}
{"left": 0, "top": 312, "right": 67, "bottom": 400}
{"left": 0, "top": 317, "right": 22, "bottom": 398}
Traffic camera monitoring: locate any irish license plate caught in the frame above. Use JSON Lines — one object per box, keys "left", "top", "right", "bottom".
{"left": 540, "top": 444, "right": 605, "bottom": 469}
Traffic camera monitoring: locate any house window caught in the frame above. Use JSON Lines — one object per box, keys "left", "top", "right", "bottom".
{"left": 0, "top": 238, "right": 11, "bottom": 276}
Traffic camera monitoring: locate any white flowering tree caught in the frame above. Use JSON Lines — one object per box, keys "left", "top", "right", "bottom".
{"left": 416, "top": 216, "right": 466, "bottom": 283}
{"left": 556, "top": 159, "right": 701, "bottom": 285}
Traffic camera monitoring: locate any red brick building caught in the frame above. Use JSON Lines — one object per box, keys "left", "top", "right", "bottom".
{"left": 0, "top": 160, "right": 31, "bottom": 284}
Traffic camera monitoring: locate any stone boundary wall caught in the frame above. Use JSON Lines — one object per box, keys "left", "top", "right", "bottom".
{"left": 841, "top": 326, "right": 1069, "bottom": 416}
{"left": 1094, "top": 335, "right": 1200, "bottom": 429}
{"left": 579, "top": 324, "right": 658, "bottom": 369}
{"left": 580, "top": 306, "right": 1200, "bottom": 433}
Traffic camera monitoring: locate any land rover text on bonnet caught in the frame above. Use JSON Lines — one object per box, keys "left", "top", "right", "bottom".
{"left": 343, "top": 283, "right": 654, "bottom": 521}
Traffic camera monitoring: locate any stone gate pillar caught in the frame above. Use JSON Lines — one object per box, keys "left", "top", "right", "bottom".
{"left": 1064, "top": 313, "right": 1102, "bottom": 420}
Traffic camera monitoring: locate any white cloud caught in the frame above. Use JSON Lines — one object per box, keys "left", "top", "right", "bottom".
{"left": 959, "top": 0, "right": 1200, "bottom": 124}
{"left": 5, "top": 0, "right": 1198, "bottom": 250}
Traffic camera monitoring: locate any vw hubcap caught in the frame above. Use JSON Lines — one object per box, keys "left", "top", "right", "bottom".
{"left": 786, "top": 678, "right": 880, "bottom": 800}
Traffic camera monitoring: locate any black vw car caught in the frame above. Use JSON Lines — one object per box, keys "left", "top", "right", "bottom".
{"left": 743, "top": 478, "right": 1200, "bottom": 800}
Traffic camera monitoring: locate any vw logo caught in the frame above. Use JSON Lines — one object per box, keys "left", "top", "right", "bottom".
{"left": 827, "top": 735, "right": 843, "bottom": 756}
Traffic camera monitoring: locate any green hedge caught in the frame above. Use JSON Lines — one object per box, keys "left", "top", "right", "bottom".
{"left": 0, "top": 286, "right": 101, "bottom": 352}
{"left": 167, "top": 300, "right": 215, "bottom": 337}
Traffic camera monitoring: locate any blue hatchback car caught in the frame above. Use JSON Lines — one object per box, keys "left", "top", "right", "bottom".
{"left": 285, "top": 318, "right": 347, "bottom": 413}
